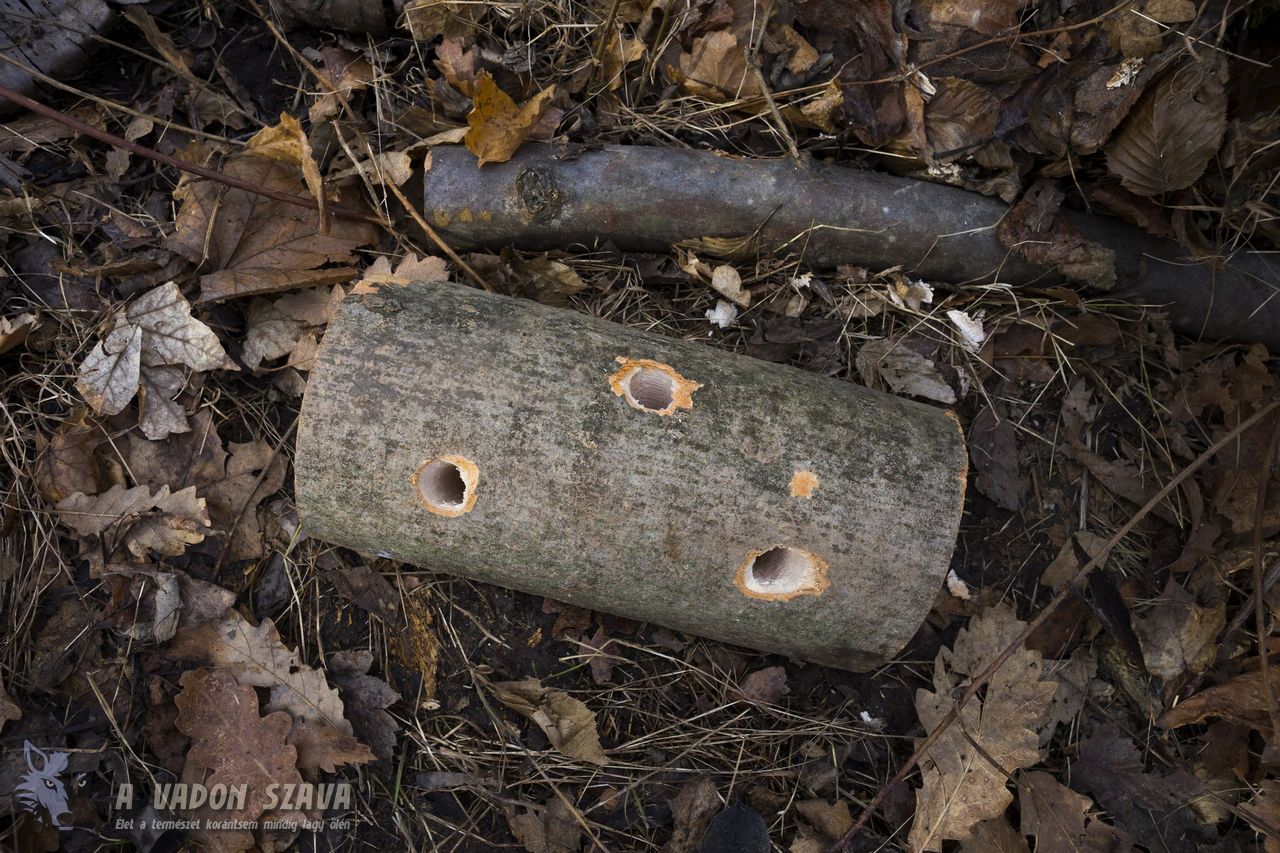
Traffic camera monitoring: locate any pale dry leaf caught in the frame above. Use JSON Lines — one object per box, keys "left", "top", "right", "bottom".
{"left": 289, "top": 333, "right": 320, "bottom": 372}
{"left": 174, "top": 668, "right": 303, "bottom": 853}
{"left": 677, "top": 31, "right": 758, "bottom": 100}
{"left": 668, "top": 775, "right": 721, "bottom": 853}
{"left": 795, "top": 799, "right": 853, "bottom": 840}
{"left": 352, "top": 254, "right": 449, "bottom": 294}
{"left": 247, "top": 113, "right": 325, "bottom": 215}
{"left": 710, "top": 265, "right": 751, "bottom": 307}
{"left": 242, "top": 299, "right": 304, "bottom": 370}
{"left": 168, "top": 611, "right": 349, "bottom": 733}
{"left": 202, "top": 439, "right": 287, "bottom": 561}
{"left": 1106, "top": 62, "right": 1226, "bottom": 196}
{"left": 56, "top": 483, "right": 155, "bottom": 537}
{"left": 1133, "top": 578, "right": 1224, "bottom": 682}
{"left": 276, "top": 285, "right": 344, "bottom": 325}
{"left": 137, "top": 364, "right": 190, "bottom": 441}
{"left": 908, "top": 603, "right": 1058, "bottom": 851}
{"left": 77, "top": 324, "right": 142, "bottom": 415}
{"left": 332, "top": 151, "right": 414, "bottom": 187}
{"left": 856, "top": 338, "right": 956, "bottom": 404}
{"left": 489, "top": 677, "right": 608, "bottom": 765}
{"left": 125, "top": 485, "right": 211, "bottom": 558}
{"left": 127, "top": 281, "right": 234, "bottom": 371}
{"left": 0, "top": 312, "right": 37, "bottom": 355}
{"left": 465, "top": 72, "right": 558, "bottom": 167}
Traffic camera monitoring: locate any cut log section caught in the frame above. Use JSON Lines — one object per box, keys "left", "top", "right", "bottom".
{"left": 296, "top": 282, "right": 967, "bottom": 671}
{"left": 421, "top": 144, "right": 1280, "bottom": 350}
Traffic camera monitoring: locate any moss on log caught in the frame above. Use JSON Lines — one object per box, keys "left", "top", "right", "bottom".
{"left": 296, "top": 283, "right": 967, "bottom": 670}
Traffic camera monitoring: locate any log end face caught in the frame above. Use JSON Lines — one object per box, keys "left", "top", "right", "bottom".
{"left": 412, "top": 455, "right": 480, "bottom": 518}
{"left": 734, "top": 545, "right": 830, "bottom": 601}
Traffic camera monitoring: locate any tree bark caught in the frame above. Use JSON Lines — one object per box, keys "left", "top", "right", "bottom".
{"left": 420, "top": 144, "right": 1280, "bottom": 350}
{"left": 296, "top": 282, "right": 967, "bottom": 671}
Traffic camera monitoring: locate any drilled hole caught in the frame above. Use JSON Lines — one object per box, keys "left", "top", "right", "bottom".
{"left": 419, "top": 459, "right": 466, "bottom": 507}
{"left": 414, "top": 456, "right": 479, "bottom": 517}
{"left": 625, "top": 368, "right": 676, "bottom": 411}
{"left": 743, "top": 547, "right": 822, "bottom": 595}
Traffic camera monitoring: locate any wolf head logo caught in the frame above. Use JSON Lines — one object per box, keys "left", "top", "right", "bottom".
{"left": 15, "top": 742, "right": 71, "bottom": 830}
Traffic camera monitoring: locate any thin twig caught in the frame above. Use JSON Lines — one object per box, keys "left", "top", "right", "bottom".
{"left": 0, "top": 81, "right": 378, "bottom": 224}
{"left": 830, "top": 397, "right": 1280, "bottom": 851}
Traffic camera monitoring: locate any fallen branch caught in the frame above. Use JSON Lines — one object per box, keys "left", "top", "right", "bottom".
{"left": 0, "top": 81, "right": 378, "bottom": 224}
{"left": 421, "top": 144, "right": 1280, "bottom": 350}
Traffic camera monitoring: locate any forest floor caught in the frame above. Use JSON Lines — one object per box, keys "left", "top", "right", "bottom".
{"left": 1, "top": 0, "right": 1278, "bottom": 851}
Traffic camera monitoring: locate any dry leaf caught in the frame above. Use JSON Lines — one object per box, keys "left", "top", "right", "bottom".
{"left": 1133, "top": 579, "right": 1224, "bottom": 682}
{"left": 737, "top": 666, "right": 789, "bottom": 704}
{"left": 856, "top": 338, "right": 956, "bottom": 404}
{"left": 174, "top": 668, "right": 304, "bottom": 853}
{"left": 909, "top": 603, "right": 1058, "bottom": 851}
{"left": 329, "top": 649, "right": 402, "bottom": 761}
{"left": 137, "top": 364, "right": 190, "bottom": 440}
{"left": 76, "top": 324, "right": 142, "bottom": 416}
{"left": 506, "top": 796, "right": 583, "bottom": 853}
{"left": 35, "top": 416, "right": 102, "bottom": 503}
{"left": 1070, "top": 723, "right": 1207, "bottom": 848}
{"left": 202, "top": 438, "right": 287, "bottom": 561}
{"left": 997, "top": 181, "right": 1116, "bottom": 287}
{"left": 168, "top": 611, "right": 350, "bottom": 733}
{"left": 1158, "top": 663, "right": 1280, "bottom": 732}
{"left": 56, "top": 483, "right": 211, "bottom": 559}
{"left": 56, "top": 483, "right": 154, "bottom": 537}
{"left": 242, "top": 299, "right": 304, "bottom": 370}
{"left": 0, "top": 685, "right": 20, "bottom": 732}
{"left": 677, "top": 31, "right": 759, "bottom": 101}
{"left": 1106, "top": 62, "right": 1226, "bottom": 196}
{"left": 287, "top": 719, "right": 375, "bottom": 775}
{"left": 352, "top": 254, "right": 449, "bottom": 293}
{"left": 668, "top": 775, "right": 721, "bottom": 853}
{"left": 465, "top": 72, "right": 558, "bottom": 166}
{"left": 247, "top": 113, "right": 325, "bottom": 216}
{"left": 127, "top": 281, "right": 234, "bottom": 371}
{"left": 924, "top": 78, "right": 1000, "bottom": 159}
{"left": 1241, "top": 780, "right": 1280, "bottom": 853}
{"left": 125, "top": 486, "right": 212, "bottom": 558}
{"left": 167, "top": 155, "right": 377, "bottom": 302}
{"left": 0, "top": 312, "right": 37, "bottom": 355}
{"left": 1019, "top": 771, "right": 1132, "bottom": 853}
{"left": 796, "top": 799, "right": 853, "bottom": 840}
{"left": 489, "top": 677, "right": 608, "bottom": 765}
{"left": 709, "top": 265, "right": 751, "bottom": 307}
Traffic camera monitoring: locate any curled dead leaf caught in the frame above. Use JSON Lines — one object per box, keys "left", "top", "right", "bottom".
{"left": 465, "top": 72, "right": 558, "bottom": 167}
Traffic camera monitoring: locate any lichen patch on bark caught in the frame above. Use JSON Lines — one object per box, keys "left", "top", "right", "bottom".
{"left": 608, "top": 357, "right": 701, "bottom": 415}
{"left": 412, "top": 455, "right": 480, "bottom": 517}
{"left": 734, "top": 545, "right": 830, "bottom": 601}
{"left": 789, "top": 469, "right": 820, "bottom": 498}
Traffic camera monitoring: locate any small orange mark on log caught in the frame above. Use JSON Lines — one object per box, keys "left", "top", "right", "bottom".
{"left": 789, "top": 470, "right": 820, "bottom": 498}
{"left": 734, "top": 545, "right": 830, "bottom": 601}
{"left": 412, "top": 455, "right": 480, "bottom": 517}
{"left": 607, "top": 356, "right": 702, "bottom": 415}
